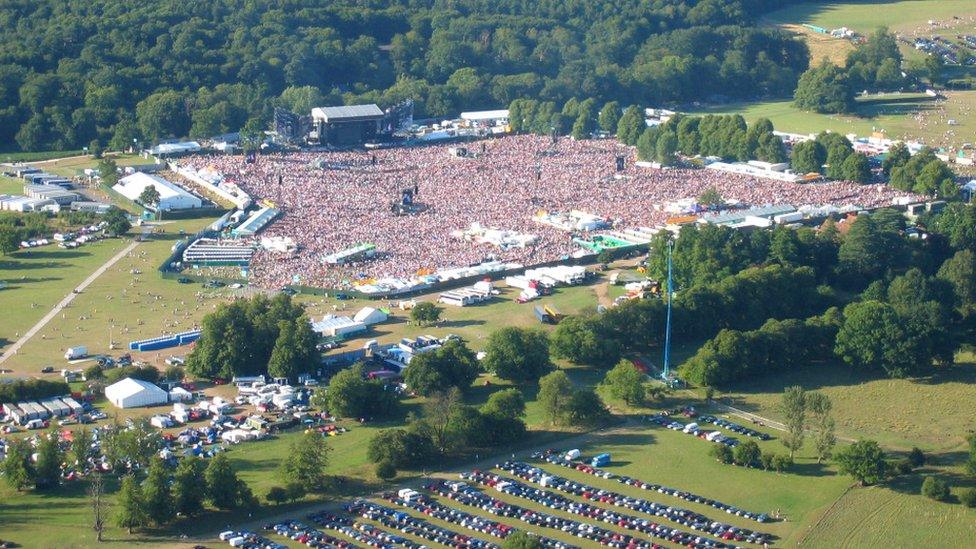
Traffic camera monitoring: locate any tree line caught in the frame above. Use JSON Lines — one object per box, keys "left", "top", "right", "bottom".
{"left": 680, "top": 204, "right": 976, "bottom": 386}
{"left": 511, "top": 91, "right": 956, "bottom": 193}
{"left": 0, "top": 0, "right": 812, "bottom": 152}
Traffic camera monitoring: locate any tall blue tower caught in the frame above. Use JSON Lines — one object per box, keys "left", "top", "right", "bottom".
{"left": 662, "top": 238, "right": 674, "bottom": 381}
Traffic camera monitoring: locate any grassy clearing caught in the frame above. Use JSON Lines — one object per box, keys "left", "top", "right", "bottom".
{"left": 0, "top": 175, "right": 24, "bottom": 195}
{"left": 763, "top": 0, "right": 976, "bottom": 35}
{"left": 722, "top": 349, "right": 976, "bottom": 453}
{"left": 0, "top": 150, "right": 85, "bottom": 163}
{"left": 0, "top": 238, "right": 131, "bottom": 356}
{"left": 688, "top": 91, "right": 976, "bottom": 149}
{"left": 0, "top": 217, "right": 218, "bottom": 375}
{"left": 798, "top": 479, "right": 976, "bottom": 547}
{"left": 38, "top": 154, "right": 152, "bottom": 179}
{"left": 778, "top": 24, "right": 855, "bottom": 66}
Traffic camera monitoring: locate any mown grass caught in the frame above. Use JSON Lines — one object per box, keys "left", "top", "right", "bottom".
{"left": 763, "top": 0, "right": 976, "bottom": 34}
{"left": 798, "top": 478, "right": 976, "bottom": 547}
{"left": 0, "top": 238, "right": 131, "bottom": 358}
{"left": 723, "top": 350, "right": 976, "bottom": 453}
{"left": 0, "top": 217, "right": 217, "bottom": 374}
{"left": 0, "top": 150, "right": 85, "bottom": 163}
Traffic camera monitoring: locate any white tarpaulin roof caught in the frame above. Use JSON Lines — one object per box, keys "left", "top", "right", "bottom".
{"left": 105, "top": 377, "right": 168, "bottom": 408}
{"left": 460, "top": 110, "right": 509, "bottom": 121}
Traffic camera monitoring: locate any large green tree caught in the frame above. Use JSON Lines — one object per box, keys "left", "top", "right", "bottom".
{"left": 136, "top": 90, "right": 189, "bottom": 142}
{"left": 550, "top": 316, "right": 621, "bottom": 368}
{"left": 173, "top": 457, "right": 207, "bottom": 517}
{"left": 2, "top": 438, "right": 36, "bottom": 491}
{"left": 143, "top": 458, "right": 175, "bottom": 526}
{"left": 481, "top": 327, "right": 551, "bottom": 382}
{"left": 280, "top": 430, "right": 330, "bottom": 491}
{"left": 793, "top": 60, "right": 855, "bottom": 114}
{"left": 316, "top": 363, "right": 399, "bottom": 419}
{"left": 115, "top": 475, "right": 147, "bottom": 534}
{"left": 33, "top": 432, "right": 63, "bottom": 490}
{"left": 404, "top": 340, "right": 480, "bottom": 395}
{"left": 600, "top": 360, "right": 647, "bottom": 406}
{"left": 835, "top": 440, "right": 888, "bottom": 486}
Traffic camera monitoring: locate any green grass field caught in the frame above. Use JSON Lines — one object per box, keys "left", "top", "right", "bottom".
{"left": 0, "top": 150, "right": 85, "bottom": 163}
{"left": 0, "top": 239, "right": 131, "bottom": 355}
{"left": 37, "top": 153, "right": 153, "bottom": 180}
{"left": 0, "top": 218, "right": 217, "bottom": 373}
{"left": 721, "top": 349, "right": 976, "bottom": 453}
{"left": 764, "top": 0, "right": 976, "bottom": 34}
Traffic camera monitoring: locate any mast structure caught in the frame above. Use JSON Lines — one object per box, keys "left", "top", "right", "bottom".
{"left": 662, "top": 238, "right": 673, "bottom": 381}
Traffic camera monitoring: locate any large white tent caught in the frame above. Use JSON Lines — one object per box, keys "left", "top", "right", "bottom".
{"left": 112, "top": 172, "right": 203, "bottom": 211}
{"left": 105, "top": 377, "right": 169, "bottom": 409}
{"left": 353, "top": 306, "right": 388, "bottom": 326}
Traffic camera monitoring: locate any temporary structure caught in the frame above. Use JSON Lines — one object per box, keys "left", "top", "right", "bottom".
{"left": 104, "top": 378, "right": 169, "bottom": 408}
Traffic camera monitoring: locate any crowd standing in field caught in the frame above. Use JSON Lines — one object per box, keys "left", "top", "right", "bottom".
{"left": 180, "top": 135, "right": 911, "bottom": 289}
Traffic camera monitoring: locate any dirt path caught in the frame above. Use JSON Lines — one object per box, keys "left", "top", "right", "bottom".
{"left": 0, "top": 238, "right": 141, "bottom": 366}
{"left": 593, "top": 272, "right": 617, "bottom": 308}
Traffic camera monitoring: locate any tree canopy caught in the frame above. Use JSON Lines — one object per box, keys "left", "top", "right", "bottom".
{"left": 0, "top": 0, "right": 810, "bottom": 151}
{"left": 186, "top": 294, "right": 316, "bottom": 380}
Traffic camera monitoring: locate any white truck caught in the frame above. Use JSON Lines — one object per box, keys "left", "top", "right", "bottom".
{"left": 64, "top": 346, "right": 88, "bottom": 360}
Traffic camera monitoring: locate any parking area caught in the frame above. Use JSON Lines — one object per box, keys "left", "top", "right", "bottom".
{"left": 225, "top": 447, "right": 786, "bottom": 549}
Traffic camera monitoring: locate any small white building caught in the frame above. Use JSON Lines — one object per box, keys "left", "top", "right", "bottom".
{"left": 104, "top": 377, "right": 169, "bottom": 409}
{"left": 112, "top": 172, "right": 203, "bottom": 211}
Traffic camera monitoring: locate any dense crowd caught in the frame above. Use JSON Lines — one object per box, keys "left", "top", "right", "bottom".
{"left": 180, "top": 135, "right": 913, "bottom": 289}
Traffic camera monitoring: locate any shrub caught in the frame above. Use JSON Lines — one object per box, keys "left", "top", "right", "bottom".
{"left": 265, "top": 486, "right": 287, "bottom": 505}
{"left": 772, "top": 454, "right": 793, "bottom": 473}
{"left": 960, "top": 488, "right": 976, "bottom": 508}
{"left": 893, "top": 458, "right": 914, "bottom": 476}
{"left": 375, "top": 460, "right": 397, "bottom": 481}
{"left": 759, "top": 452, "right": 775, "bottom": 471}
{"left": 710, "top": 444, "right": 733, "bottom": 464}
{"left": 921, "top": 476, "right": 950, "bottom": 501}
{"left": 908, "top": 447, "right": 926, "bottom": 467}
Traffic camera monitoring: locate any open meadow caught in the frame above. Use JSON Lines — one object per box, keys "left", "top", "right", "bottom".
{"left": 0, "top": 238, "right": 131, "bottom": 356}
{"left": 763, "top": 0, "right": 976, "bottom": 34}
{"left": 722, "top": 348, "right": 976, "bottom": 453}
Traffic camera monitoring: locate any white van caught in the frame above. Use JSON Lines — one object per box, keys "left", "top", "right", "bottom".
{"left": 683, "top": 422, "right": 699, "bottom": 434}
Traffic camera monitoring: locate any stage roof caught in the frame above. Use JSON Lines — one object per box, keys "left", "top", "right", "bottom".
{"left": 312, "top": 104, "right": 384, "bottom": 122}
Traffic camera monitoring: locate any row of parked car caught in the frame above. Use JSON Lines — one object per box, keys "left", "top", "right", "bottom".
{"left": 309, "top": 512, "right": 416, "bottom": 548}
{"left": 426, "top": 479, "right": 592, "bottom": 549}
{"left": 647, "top": 415, "right": 741, "bottom": 448}
{"left": 408, "top": 482, "right": 577, "bottom": 549}
{"left": 349, "top": 499, "right": 497, "bottom": 549}
{"left": 696, "top": 416, "right": 772, "bottom": 441}
{"left": 537, "top": 450, "right": 770, "bottom": 524}
{"left": 265, "top": 518, "right": 360, "bottom": 548}
{"left": 500, "top": 461, "right": 772, "bottom": 546}
{"left": 462, "top": 470, "right": 730, "bottom": 549}
{"left": 217, "top": 529, "right": 285, "bottom": 549}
